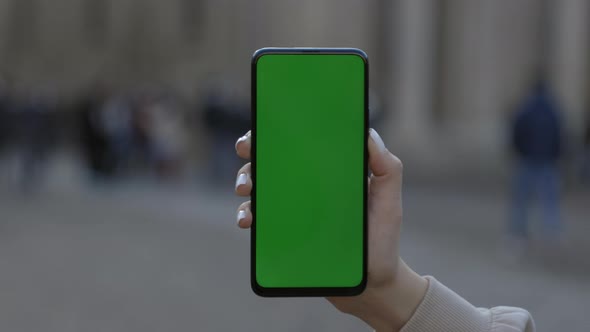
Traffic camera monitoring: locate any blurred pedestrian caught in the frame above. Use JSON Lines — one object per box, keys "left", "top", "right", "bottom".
{"left": 133, "top": 92, "right": 186, "bottom": 179}
{"left": 0, "top": 77, "right": 10, "bottom": 153}
{"left": 509, "top": 79, "right": 563, "bottom": 247}
{"left": 16, "top": 89, "right": 57, "bottom": 192}
{"left": 149, "top": 94, "right": 186, "bottom": 179}
{"left": 202, "top": 87, "right": 249, "bottom": 184}
{"left": 79, "top": 85, "right": 111, "bottom": 178}
{"left": 98, "top": 94, "right": 134, "bottom": 176}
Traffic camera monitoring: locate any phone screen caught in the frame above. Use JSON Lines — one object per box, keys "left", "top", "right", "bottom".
{"left": 253, "top": 49, "right": 367, "bottom": 294}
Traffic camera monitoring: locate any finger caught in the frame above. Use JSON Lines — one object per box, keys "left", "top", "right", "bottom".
{"left": 236, "top": 201, "right": 252, "bottom": 228}
{"left": 235, "top": 163, "right": 252, "bottom": 196}
{"left": 368, "top": 128, "right": 402, "bottom": 179}
{"left": 235, "top": 130, "right": 251, "bottom": 159}
{"left": 367, "top": 128, "right": 403, "bottom": 216}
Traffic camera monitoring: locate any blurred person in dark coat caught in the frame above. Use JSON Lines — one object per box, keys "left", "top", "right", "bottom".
{"left": 16, "top": 89, "right": 57, "bottom": 192}
{"left": 202, "top": 88, "right": 249, "bottom": 184}
{"left": 99, "top": 94, "right": 134, "bottom": 176}
{"left": 79, "top": 87, "right": 111, "bottom": 178}
{"left": 509, "top": 79, "right": 563, "bottom": 246}
{"left": 0, "top": 77, "right": 9, "bottom": 152}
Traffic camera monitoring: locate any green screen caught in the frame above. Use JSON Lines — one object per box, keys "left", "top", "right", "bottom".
{"left": 255, "top": 52, "right": 365, "bottom": 288}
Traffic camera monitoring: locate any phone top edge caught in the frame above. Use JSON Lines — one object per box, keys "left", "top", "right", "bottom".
{"left": 251, "top": 47, "right": 368, "bottom": 65}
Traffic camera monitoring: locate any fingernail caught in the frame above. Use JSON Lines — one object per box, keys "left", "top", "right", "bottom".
{"left": 237, "top": 131, "right": 250, "bottom": 144}
{"left": 235, "top": 173, "right": 248, "bottom": 189}
{"left": 369, "top": 129, "right": 387, "bottom": 153}
{"left": 237, "top": 135, "right": 248, "bottom": 144}
{"left": 237, "top": 210, "right": 247, "bottom": 225}
{"left": 235, "top": 134, "right": 249, "bottom": 152}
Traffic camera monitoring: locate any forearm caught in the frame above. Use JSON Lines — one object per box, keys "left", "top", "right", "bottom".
{"left": 346, "top": 260, "right": 428, "bottom": 331}
{"left": 400, "top": 277, "right": 535, "bottom": 332}
{"left": 338, "top": 263, "right": 535, "bottom": 332}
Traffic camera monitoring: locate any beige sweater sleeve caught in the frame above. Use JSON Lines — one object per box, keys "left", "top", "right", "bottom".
{"left": 400, "top": 277, "right": 535, "bottom": 332}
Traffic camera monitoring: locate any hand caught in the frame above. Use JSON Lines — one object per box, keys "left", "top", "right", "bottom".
{"left": 234, "top": 129, "right": 428, "bottom": 331}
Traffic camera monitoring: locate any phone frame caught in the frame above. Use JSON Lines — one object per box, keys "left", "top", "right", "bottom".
{"left": 250, "top": 47, "right": 369, "bottom": 297}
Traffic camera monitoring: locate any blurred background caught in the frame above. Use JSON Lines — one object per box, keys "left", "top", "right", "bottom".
{"left": 0, "top": 0, "right": 589, "bottom": 331}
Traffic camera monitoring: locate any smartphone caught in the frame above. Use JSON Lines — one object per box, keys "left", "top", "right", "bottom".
{"left": 251, "top": 48, "right": 368, "bottom": 297}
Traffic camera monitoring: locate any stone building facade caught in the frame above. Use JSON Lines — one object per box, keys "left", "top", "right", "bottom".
{"left": 0, "top": 0, "right": 588, "bottom": 178}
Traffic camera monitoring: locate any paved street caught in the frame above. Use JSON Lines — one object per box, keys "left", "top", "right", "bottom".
{"left": 0, "top": 174, "right": 589, "bottom": 331}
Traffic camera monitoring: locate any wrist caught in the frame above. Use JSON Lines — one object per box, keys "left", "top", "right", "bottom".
{"left": 354, "top": 261, "right": 428, "bottom": 331}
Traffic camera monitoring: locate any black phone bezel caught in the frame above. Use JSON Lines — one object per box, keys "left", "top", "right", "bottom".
{"left": 250, "top": 47, "right": 369, "bottom": 297}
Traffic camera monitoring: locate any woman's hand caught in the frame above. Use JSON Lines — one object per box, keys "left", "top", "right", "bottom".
{"left": 234, "top": 129, "right": 428, "bottom": 331}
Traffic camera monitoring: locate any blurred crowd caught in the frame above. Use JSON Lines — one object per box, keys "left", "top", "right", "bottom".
{"left": 0, "top": 76, "right": 250, "bottom": 191}
{"left": 1, "top": 75, "right": 590, "bottom": 189}
{"left": 78, "top": 85, "right": 187, "bottom": 180}
{"left": 1, "top": 75, "right": 590, "bottom": 200}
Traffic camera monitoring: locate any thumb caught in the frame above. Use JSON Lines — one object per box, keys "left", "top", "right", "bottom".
{"left": 368, "top": 129, "right": 403, "bottom": 206}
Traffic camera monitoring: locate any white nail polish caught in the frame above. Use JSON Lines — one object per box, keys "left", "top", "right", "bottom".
{"left": 237, "top": 135, "right": 248, "bottom": 144}
{"left": 235, "top": 173, "right": 248, "bottom": 189}
{"left": 370, "top": 129, "right": 387, "bottom": 153}
{"left": 237, "top": 210, "right": 246, "bottom": 225}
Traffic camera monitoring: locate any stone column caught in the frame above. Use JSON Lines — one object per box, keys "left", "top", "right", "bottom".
{"left": 548, "top": 0, "right": 590, "bottom": 134}
{"left": 438, "top": 0, "right": 545, "bottom": 152}
{"left": 0, "top": 0, "right": 9, "bottom": 66}
{"left": 388, "top": 0, "right": 437, "bottom": 151}
{"left": 436, "top": 0, "right": 503, "bottom": 140}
